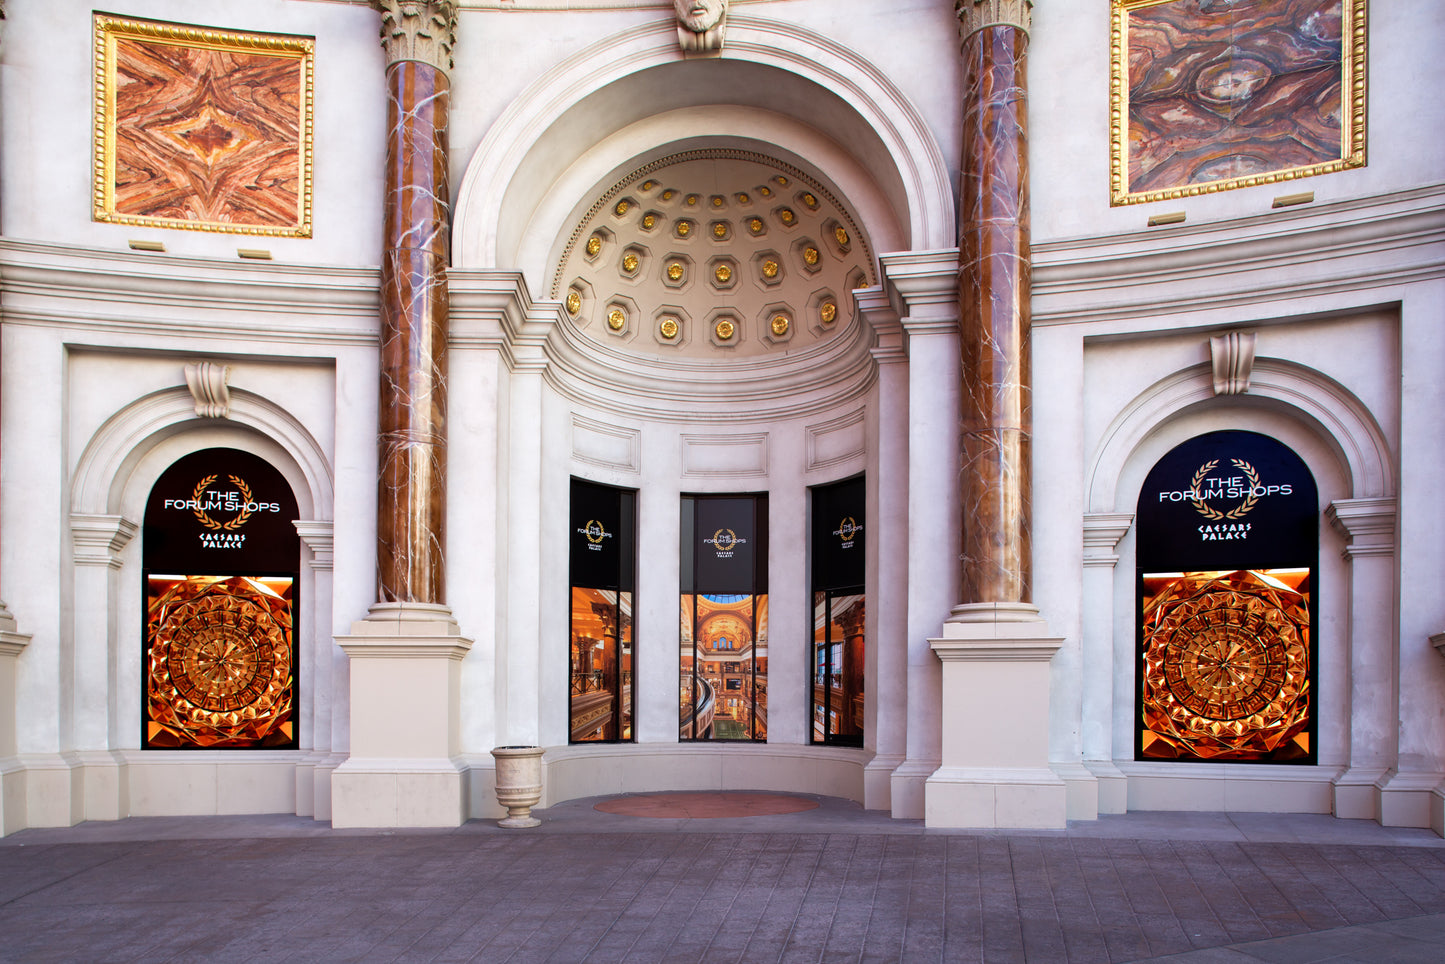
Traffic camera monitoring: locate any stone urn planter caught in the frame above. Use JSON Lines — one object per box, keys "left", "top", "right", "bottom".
{"left": 490, "top": 745, "right": 545, "bottom": 828}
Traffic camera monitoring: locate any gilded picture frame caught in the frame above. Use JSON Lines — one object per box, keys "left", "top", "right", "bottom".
{"left": 93, "top": 15, "right": 315, "bottom": 236}
{"left": 1110, "top": 0, "right": 1366, "bottom": 206}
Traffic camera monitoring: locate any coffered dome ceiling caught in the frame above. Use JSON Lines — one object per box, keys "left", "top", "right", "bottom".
{"left": 552, "top": 151, "right": 874, "bottom": 360}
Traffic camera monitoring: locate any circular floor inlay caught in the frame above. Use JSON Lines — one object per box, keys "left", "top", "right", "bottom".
{"left": 594, "top": 792, "right": 820, "bottom": 819}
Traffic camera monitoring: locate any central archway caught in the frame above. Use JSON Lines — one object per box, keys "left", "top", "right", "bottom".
{"left": 452, "top": 15, "right": 953, "bottom": 281}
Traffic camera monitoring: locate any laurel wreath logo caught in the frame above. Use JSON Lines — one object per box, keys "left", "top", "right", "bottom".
{"left": 837, "top": 517, "right": 859, "bottom": 542}
{"left": 584, "top": 520, "right": 606, "bottom": 544}
{"left": 712, "top": 528, "right": 737, "bottom": 552}
{"left": 191, "top": 475, "right": 255, "bottom": 531}
{"left": 1190, "top": 459, "right": 1261, "bottom": 521}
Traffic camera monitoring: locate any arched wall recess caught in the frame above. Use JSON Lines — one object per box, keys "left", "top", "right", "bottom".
{"left": 453, "top": 16, "right": 953, "bottom": 277}
{"left": 1087, "top": 359, "right": 1395, "bottom": 516}
{"left": 70, "top": 387, "right": 333, "bottom": 523}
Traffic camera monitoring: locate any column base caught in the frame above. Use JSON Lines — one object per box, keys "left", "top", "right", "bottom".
{"left": 1053, "top": 760, "right": 1100, "bottom": 821}
{"left": 331, "top": 604, "right": 473, "bottom": 829}
{"left": 864, "top": 753, "right": 904, "bottom": 811}
{"left": 926, "top": 602, "right": 1067, "bottom": 830}
{"left": 1085, "top": 760, "right": 1130, "bottom": 814}
{"left": 0, "top": 758, "right": 23, "bottom": 837}
{"left": 1332, "top": 766, "right": 1390, "bottom": 821}
{"left": 1378, "top": 769, "right": 1445, "bottom": 830}
{"left": 889, "top": 759, "right": 936, "bottom": 819}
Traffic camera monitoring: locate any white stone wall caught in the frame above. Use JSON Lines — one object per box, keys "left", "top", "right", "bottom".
{"left": 1, "top": 0, "right": 1441, "bottom": 832}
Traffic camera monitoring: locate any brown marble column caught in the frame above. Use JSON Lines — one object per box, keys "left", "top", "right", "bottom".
{"left": 955, "top": 0, "right": 1034, "bottom": 606}
{"left": 374, "top": 1, "right": 456, "bottom": 604}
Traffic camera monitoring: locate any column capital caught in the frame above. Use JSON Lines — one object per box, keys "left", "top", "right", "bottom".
{"left": 1325, "top": 497, "right": 1396, "bottom": 559}
{"left": 374, "top": 0, "right": 457, "bottom": 73}
{"left": 70, "top": 514, "right": 139, "bottom": 570}
{"left": 1082, "top": 513, "right": 1134, "bottom": 568}
{"left": 294, "top": 520, "right": 335, "bottom": 571}
{"left": 956, "top": 0, "right": 1034, "bottom": 40}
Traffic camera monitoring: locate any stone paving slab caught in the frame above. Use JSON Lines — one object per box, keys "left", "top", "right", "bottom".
{"left": 1, "top": 799, "right": 1443, "bottom": 962}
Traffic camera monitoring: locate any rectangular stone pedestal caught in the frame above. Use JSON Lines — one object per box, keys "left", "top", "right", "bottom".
{"left": 926, "top": 603, "right": 1066, "bottom": 829}
{"left": 330, "top": 603, "right": 472, "bottom": 829}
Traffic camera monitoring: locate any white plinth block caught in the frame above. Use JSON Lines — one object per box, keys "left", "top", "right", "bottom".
{"left": 331, "top": 604, "right": 473, "bottom": 828}
{"left": 925, "top": 603, "right": 1067, "bottom": 829}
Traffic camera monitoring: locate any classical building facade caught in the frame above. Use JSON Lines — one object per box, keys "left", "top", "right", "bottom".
{"left": 1, "top": 0, "right": 1442, "bottom": 834}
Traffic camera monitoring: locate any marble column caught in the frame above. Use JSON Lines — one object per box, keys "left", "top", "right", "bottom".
{"left": 956, "top": 0, "right": 1034, "bottom": 606}
{"left": 926, "top": 0, "right": 1065, "bottom": 830}
{"left": 376, "top": 0, "right": 454, "bottom": 605}
{"left": 332, "top": 1, "right": 472, "bottom": 830}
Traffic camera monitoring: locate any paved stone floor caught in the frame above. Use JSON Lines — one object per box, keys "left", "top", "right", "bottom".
{"left": 2, "top": 794, "right": 1444, "bottom": 962}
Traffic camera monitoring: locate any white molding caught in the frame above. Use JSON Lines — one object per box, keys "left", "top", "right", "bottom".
{"left": 70, "top": 386, "right": 335, "bottom": 520}
{"left": 1033, "top": 185, "right": 1445, "bottom": 326}
{"left": 680, "top": 432, "right": 769, "bottom": 478}
{"left": 805, "top": 408, "right": 865, "bottom": 472}
{"left": 0, "top": 239, "right": 378, "bottom": 346}
{"left": 570, "top": 414, "right": 642, "bottom": 473}
{"left": 452, "top": 268, "right": 877, "bottom": 422}
{"left": 1086, "top": 358, "right": 1394, "bottom": 513}
{"left": 452, "top": 15, "right": 954, "bottom": 271}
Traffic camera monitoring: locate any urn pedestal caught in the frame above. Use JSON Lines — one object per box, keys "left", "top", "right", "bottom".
{"left": 491, "top": 746, "right": 545, "bottom": 828}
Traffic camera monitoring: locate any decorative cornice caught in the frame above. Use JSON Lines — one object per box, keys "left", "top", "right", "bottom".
{"left": 956, "top": 0, "right": 1033, "bottom": 40}
{"left": 375, "top": 0, "right": 457, "bottom": 72}
{"left": 1033, "top": 184, "right": 1445, "bottom": 327}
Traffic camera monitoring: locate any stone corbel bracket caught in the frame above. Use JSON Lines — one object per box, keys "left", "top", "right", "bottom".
{"left": 1431, "top": 632, "right": 1445, "bottom": 659}
{"left": 184, "top": 361, "right": 231, "bottom": 418}
{"left": 1210, "top": 331, "right": 1257, "bottom": 396}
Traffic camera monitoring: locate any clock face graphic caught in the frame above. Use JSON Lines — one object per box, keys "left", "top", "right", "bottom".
{"left": 144, "top": 575, "right": 295, "bottom": 749}
{"left": 1140, "top": 569, "right": 1310, "bottom": 761}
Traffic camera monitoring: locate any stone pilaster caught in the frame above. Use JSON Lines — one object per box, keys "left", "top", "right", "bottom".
{"left": 0, "top": 601, "right": 31, "bottom": 838}
{"left": 1326, "top": 497, "right": 1399, "bottom": 821}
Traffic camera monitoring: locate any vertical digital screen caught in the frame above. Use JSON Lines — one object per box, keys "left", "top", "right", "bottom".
{"left": 811, "top": 477, "right": 865, "bottom": 747}
{"left": 680, "top": 495, "right": 768, "bottom": 742}
{"left": 569, "top": 479, "right": 636, "bottom": 743}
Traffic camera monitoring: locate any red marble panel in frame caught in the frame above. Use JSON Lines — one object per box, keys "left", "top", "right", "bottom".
{"left": 93, "top": 15, "right": 314, "bottom": 236}
{"left": 1110, "top": 0, "right": 1366, "bottom": 206}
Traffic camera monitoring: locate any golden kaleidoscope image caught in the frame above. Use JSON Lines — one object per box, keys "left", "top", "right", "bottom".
{"left": 1140, "top": 569, "right": 1311, "bottom": 762}
{"left": 145, "top": 575, "right": 295, "bottom": 749}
